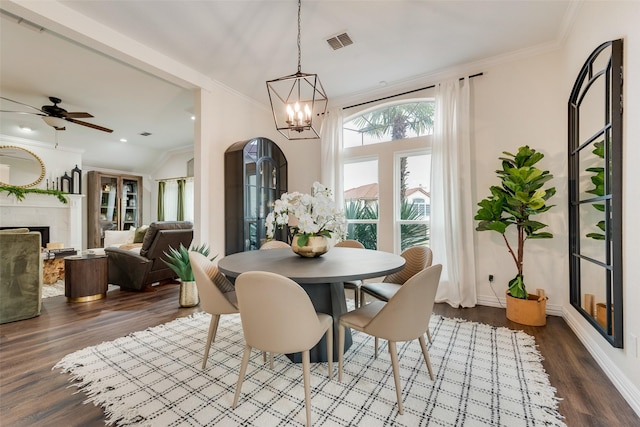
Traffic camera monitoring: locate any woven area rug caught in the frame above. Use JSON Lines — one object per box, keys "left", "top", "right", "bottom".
{"left": 54, "top": 312, "right": 566, "bottom": 427}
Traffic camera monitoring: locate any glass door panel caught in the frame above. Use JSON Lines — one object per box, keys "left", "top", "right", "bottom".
{"left": 99, "top": 176, "right": 118, "bottom": 239}
{"left": 122, "top": 178, "right": 139, "bottom": 230}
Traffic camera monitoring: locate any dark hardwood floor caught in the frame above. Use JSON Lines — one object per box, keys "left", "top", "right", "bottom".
{"left": 1, "top": 284, "right": 637, "bottom": 426}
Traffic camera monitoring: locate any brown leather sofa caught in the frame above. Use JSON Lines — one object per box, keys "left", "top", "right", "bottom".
{"left": 105, "top": 221, "right": 193, "bottom": 291}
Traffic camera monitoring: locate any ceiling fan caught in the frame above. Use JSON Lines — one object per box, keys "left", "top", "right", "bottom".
{"left": 0, "top": 96, "right": 113, "bottom": 133}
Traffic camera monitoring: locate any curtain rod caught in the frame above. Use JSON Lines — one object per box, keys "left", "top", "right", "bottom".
{"left": 155, "top": 176, "right": 193, "bottom": 182}
{"left": 343, "top": 72, "right": 483, "bottom": 110}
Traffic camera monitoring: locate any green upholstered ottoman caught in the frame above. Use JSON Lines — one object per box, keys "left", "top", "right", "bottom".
{"left": 0, "top": 228, "right": 43, "bottom": 324}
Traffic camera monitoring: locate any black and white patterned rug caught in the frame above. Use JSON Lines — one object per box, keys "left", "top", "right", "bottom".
{"left": 54, "top": 312, "right": 566, "bottom": 426}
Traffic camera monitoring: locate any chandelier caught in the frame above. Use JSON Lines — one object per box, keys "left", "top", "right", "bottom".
{"left": 266, "top": 0, "right": 328, "bottom": 140}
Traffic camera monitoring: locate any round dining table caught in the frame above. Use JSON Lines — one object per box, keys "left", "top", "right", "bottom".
{"left": 218, "top": 247, "right": 405, "bottom": 363}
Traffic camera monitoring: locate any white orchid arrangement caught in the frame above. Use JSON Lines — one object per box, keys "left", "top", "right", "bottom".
{"left": 266, "top": 182, "right": 347, "bottom": 246}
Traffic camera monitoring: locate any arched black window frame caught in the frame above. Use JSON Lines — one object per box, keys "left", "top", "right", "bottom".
{"left": 568, "top": 39, "right": 623, "bottom": 348}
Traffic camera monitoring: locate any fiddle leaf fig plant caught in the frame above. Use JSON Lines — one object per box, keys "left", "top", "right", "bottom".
{"left": 474, "top": 146, "right": 556, "bottom": 299}
{"left": 162, "top": 243, "right": 216, "bottom": 282}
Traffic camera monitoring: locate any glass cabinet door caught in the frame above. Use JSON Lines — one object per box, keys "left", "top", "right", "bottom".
{"left": 99, "top": 176, "right": 119, "bottom": 239}
{"left": 122, "top": 178, "right": 139, "bottom": 230}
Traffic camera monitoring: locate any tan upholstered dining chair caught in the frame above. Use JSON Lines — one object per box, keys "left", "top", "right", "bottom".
{"left": 338, "top": 264, "right": 442, "bottom": 415}
{"left": 334, "top": 239, "right": 366, "bottom": 308}
{"left": 360, "top": 245, "right": 434, "bottom": 342}
{"left": 233, "top": 271, "right": 333, "bottom": 427}
{"left": 189, "top": 251, "right": 239, "bottom": 369}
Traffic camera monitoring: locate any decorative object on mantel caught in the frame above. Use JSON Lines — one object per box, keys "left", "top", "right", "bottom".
{"left": 162, "top": 243, "right": 216, "bottom": 307}
{"left": 46, "top": 164, "right": 82, "bottom": 194}
{"left": 266, "top": 0, "right": 328, "bottom": 140}
{"left": 266, "top": 181, "right": 346, "bottom": 257}
{"left": 474, "top": 146, "right": 556, "bottom": 326}
{"left": 0, "top": 184, "right": 68, "bottom": 203}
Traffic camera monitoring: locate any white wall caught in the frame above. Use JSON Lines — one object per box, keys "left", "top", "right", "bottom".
{"left": 471, "top": 49, "right": 567, "bottom": 312}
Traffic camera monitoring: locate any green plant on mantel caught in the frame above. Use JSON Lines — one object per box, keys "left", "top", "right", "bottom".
{"left": 0, "top": 185, "right": 68, "bottom": 204}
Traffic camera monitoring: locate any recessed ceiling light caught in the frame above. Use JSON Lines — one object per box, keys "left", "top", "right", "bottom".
{"left": 19, "top": 125, "right": 33, "bottom": 132}
{"left": 191, "top": 115, "right": 196, "bottom": 121}
{"left": 120, "top": 138, "right": 127, "bottom": 143}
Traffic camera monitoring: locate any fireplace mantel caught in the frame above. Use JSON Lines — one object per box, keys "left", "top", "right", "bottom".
{"left": 0, "top": 193, "right": 83, "bottom": 249}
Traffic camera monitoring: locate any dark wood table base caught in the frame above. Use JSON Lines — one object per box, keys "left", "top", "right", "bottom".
{"left": 286, "top": 282, "right": 353, "bottom": 363}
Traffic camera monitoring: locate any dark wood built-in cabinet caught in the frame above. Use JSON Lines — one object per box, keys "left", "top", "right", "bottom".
{"left": 87, "top": 171, "right": 143, "bottom": 248}
{"left": 225, "top": 137, "right": 287, "bottom": 255}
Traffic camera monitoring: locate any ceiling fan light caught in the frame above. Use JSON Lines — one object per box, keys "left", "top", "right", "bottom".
{"left": 42, "top": 116, "right": 66, "bottom": 130}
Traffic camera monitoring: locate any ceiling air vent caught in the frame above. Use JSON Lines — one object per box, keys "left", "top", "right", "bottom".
{"left": 139, "top": 132, "right": 152, "bottom": 136}
{"left": 326, "top": 32, "right": 353, "bottom": 50}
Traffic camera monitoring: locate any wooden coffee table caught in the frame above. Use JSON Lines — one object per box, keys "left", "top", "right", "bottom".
{"left": 64, "top": 254, "right": 108, "bottom": 302}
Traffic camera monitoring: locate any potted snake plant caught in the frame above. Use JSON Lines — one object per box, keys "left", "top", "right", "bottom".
{"left": 163, "top": 243, "right": 216, "bottom": 307}
{"left": 474, "top": 146, "right": 556, "bottom": 325}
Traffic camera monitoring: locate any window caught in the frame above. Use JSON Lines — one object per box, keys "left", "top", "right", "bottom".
{"left": 342, "top": 100, "right": 433, "bottom": 252}
{"left": 344, "top": 159, "right": 378, "bottom": 249}
{"left": 396, "top": 152, "right": 430, "bottom": 251}
{"left": 160, "top": 178, "right": 194, "bottom": 222}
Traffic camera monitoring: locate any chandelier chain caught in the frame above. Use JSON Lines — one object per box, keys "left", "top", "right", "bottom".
{"left": 297, "top": 0, "right": 301, "bottom": 73}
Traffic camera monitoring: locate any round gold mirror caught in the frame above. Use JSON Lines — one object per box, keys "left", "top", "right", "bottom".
{"left": 0, "top": 145, "right": 46, "bottom": 188}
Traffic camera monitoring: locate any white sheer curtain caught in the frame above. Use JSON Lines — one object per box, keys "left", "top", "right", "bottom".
{"left": 430, "top": 77, "right": 477, "bottom": 308}
{"left": 319, "top": 108, "right": 344, "bottom": 206}
{"left": 184, "top": 178, "right": 194, "bottom": 222}
{"left": 163, "top": 180, "right": 179, "bottom": 221}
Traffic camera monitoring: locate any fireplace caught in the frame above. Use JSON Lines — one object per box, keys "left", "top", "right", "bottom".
{"left": 0, "top": 226, "right": 50, "bottom": 246}
{"left": 0, "top": 194, "right": 83, "bottom": 250}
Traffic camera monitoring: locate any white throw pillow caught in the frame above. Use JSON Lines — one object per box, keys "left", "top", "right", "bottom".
{"left": 104, "top": 230, "right": 134, "bottom": 248}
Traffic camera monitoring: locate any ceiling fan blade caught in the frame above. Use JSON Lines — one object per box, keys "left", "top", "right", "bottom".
{"left": 0, "top": 97, "right": 45, "bottom": 113}
{"left": 0, "top": 110, "right": 45, "bottom": 116}
{"left": 66, "top": 118, "right": 113, "bottom": 133}
{"left": 63, "top": 112, "right": 94, "bottom": 119}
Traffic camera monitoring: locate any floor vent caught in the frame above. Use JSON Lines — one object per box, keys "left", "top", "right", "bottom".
{"left": 326, "top": 32, "right": 353, "bottom": 50}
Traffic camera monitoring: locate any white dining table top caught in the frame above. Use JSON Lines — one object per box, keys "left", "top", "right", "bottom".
{"left": 218, "top": 247, "right": 405, "bottom": 284}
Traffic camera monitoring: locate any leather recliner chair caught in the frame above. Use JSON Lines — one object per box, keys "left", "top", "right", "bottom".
{"left": 105, "top": 221, "right": 194, "bottom": 291}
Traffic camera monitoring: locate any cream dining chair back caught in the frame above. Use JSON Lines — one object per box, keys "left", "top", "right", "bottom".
{"left": 233, "top": 271, "right": 333, "bottom": 427}
{"left": 189, "top": 251, "right": 238, "bottom": 369}
{"left": 334, "top": 239, "right": 365, "bottom": 308}
{"left": 259, "top": 240, "right": 290, "bottom": 249}
{"left": 338, "top": 264, "right": 442, "bottom": 415}
{"left": 258, "top": 238, "right": 291, "bottom": 367}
